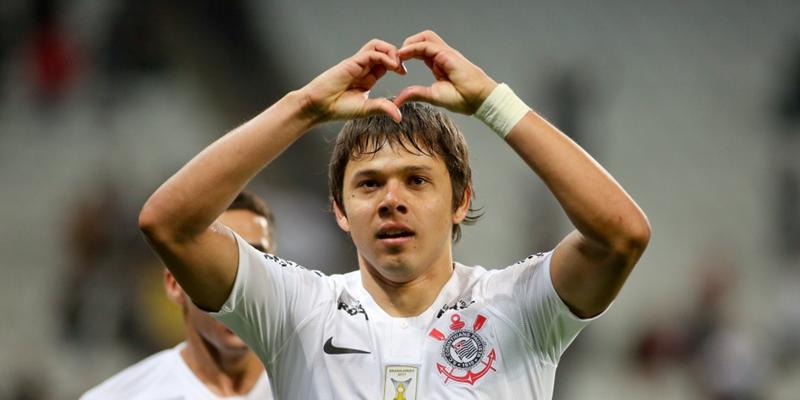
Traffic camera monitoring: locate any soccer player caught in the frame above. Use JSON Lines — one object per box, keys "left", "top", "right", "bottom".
{"left": 138, "top": 31, "right": 651, "bottom": 399}
{"left": 82, "top": 192, "right": 275, "bottom": 399}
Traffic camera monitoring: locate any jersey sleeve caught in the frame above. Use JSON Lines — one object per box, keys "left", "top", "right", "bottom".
{"left": 78, "top": 349, "right": 173, "bottom": 400}
{"left": 488, "top": 252, "right": 607, "bottom": 364}
{"left": 208, "top": 231, "right": 335, "bottom": 362}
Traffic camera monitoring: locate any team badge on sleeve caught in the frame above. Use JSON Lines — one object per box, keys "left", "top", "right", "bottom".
{"left": 382, "top": 365, "right": 418, "bottom": 400}
{"left": 428, "top": 313, "right": 497, "bottom": 385}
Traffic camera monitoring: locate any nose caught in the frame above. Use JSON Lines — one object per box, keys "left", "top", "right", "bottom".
{"left": 378, "top": 181, "right": 408, "bottom": 216}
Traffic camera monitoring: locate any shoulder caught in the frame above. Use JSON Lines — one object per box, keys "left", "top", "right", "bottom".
{"left": 508, "top": 252, "right": 551, "bottom": 271}
{"left": 458, "top": 252, "right": 550, "bottom": 281}
{"left": 328, "top": 270, "right": 366, "bottom": 303}
{"left": 259, "top": 252, "right": 330, "bottom": 280}
{"left": 80, "top": 347, "right": 179, "bottom": 399}
{"left": 498, "top": 252, "right": 551, "bottom": 277}
{"left": 451, "top": 262, "right": 489, "bottom": 284}
{"left": 240, "top": 247, "right": 335, "bottom": 293}
{"left": 455, "top": 252, "right": 552, "bottom": 297}
{"left": 235, "top": 230, "right": 329, "bottom": 281}
{"left": 330, "top": 270, "right": 362, "bottom": 288}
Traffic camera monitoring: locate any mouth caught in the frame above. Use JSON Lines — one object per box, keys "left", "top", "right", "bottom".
{"left": 376, "top": 225, "right": 415, "bottom": 245}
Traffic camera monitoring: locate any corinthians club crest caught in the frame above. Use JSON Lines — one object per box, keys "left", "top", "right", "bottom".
{"left": 428, "top": 313, "right": 497, "bottom": 385}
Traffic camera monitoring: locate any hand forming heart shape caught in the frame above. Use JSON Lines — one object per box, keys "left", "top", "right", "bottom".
{"left": 298, "top": 30, "right": 498, "bottom": 124}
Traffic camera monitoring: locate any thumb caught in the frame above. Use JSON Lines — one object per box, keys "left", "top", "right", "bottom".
{"left": 363, "top": 97, "right": 402, "bottom": 122}
{"left": 393, "top": 85, "right": 436, "bottom": 108}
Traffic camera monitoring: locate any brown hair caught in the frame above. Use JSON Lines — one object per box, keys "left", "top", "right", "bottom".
{"left": 328, "top": 102, "right": 480, "bottom": 242}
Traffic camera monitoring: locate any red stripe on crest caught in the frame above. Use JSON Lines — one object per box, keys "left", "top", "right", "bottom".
{"left": 429, "top": 328, "right": 446, "bottom": 341}
{"left": 473, "top": 314, "right": 487, "bottom": 331}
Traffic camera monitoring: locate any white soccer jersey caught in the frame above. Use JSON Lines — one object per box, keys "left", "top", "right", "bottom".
{"left": 211, "top": 234, "right": 602, "bottom": 399}
{"left": 81, "top": 342, "right": 272, "bottom": 400}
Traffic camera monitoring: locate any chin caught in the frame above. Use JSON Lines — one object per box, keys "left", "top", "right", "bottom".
{"left": 221, "top": 330, "right": 248, "bottom": 346}
{"left": 362, "top": 249, "right": 420, "bottom": 281}
{"left": 373, "top": 253, "right": 406, "bottom": 269}
{"left": 208, "top": 326, "right": 249, "bottom": 351}
{"left": 218, "top": 337, "right": 250, "bottom": 353}
{"left": 377, "top": 259, "right": 420, "bottom": 282}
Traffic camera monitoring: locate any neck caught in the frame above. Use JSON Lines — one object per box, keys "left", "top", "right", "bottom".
{"left": 181, "top": 331, "right": 264, "bottom": 397}
{"left": 359, "top": 249, "right": 454, "bottom": 317}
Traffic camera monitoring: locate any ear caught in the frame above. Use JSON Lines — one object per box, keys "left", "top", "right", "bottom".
{"left": 163, "top": 270, "right": 186, "bottom": 306}
{"left": 452, "top": 185, "right": 472, "bottom": 224}
{"left": 332, "top": 200, "right": 351, "bottom": 232}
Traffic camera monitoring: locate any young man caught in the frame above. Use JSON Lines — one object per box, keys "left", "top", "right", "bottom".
{"left": 139, "top": 31, "right": 651, "bottom": 399}
{"left": 83, "top": 192, "right": 275, "bottom": 399}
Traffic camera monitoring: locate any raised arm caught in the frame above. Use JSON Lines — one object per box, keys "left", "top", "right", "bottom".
{"left": 504, "top": 106, "right": 650, "bottom": 318}
{"left": 394, "top": 30, "right": 650, "bottom": 318}
{"left": 139, "top": 39, "right": 405, "bottom": 311}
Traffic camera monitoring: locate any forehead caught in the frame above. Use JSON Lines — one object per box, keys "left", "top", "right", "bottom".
{"left": 343, "top": 142, "right": 447, "bottom": 178}
{"left": 217, "top": 209, "right": 270, "bottom": 242}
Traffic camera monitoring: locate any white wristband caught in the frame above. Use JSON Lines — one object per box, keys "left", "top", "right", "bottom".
{"left": 474, "top": 83, "right": 530, "bottom": 139}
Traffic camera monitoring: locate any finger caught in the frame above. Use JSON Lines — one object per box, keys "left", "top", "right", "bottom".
{"left": 420, "top": 58, "right": 445, "bottom": 81}
{"left": 432, "top": 63, "right": 447, "bottom": 80}
{"left": 360, "top": 38, "right": 397, "bottom": 56}
{"left": 352, "top": 50, "right": 400, "bottom": 74}
{"left": 352, "top": 70, "right": 385, "bottom": 91}
{"left": 352, "top": 64, "right": 388, "bottom": 91}
{"left": 393, "top": 85, "right": 436, "bottom": 108}
{"left": 425, "top": 59, "right": 445, "bottom": 81}
{"left": 398, "top": 41, "right": 444, "bottom": 63}
{"left": 359, "top": 39, "right": 403, "bottom": 73}
{"left": 399, "top": 43, "right": 452, "bottom": 80}
{"left": 371, "top": 64, "right": 388, "bottom": 81}
{"left": 363, "top": 97, "right": 402, "bottom": 122}
{"left": 402, "top": 30, "right": 447, "bottom": 48}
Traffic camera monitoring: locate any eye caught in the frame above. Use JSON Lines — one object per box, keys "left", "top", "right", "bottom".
{"left": 409, "top": 176, "right": 428, "bottom": 186}
{"left": 357, "top": 179, "right": 379, "bottom": 190}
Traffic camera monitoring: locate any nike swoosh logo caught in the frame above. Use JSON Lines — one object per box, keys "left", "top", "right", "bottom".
{"left": 323, "top": 337, "right": 371, "bottom": 355}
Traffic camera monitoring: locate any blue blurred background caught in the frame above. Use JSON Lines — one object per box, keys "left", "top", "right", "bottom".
{"left": 1, "top": 0, "right": 799, "bottom": 398}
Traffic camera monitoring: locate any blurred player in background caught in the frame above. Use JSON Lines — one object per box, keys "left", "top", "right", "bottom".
{"left": 138, "top": 30, "right": 650, "bottom": 398}
{"left": 82, "top": 192, "right": 274, "bottom": 399}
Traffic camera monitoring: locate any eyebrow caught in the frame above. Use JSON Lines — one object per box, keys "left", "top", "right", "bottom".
{"left": 351, "top": 165, "right": 434, "bottom": 180}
